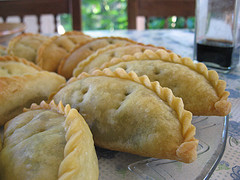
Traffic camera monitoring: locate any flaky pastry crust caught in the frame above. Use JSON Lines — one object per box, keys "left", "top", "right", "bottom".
{"left": 36, "top": 31, "right": 92, "bottom": 72}
{"left": 99, "top": 49, "right": 231, "bottom": 116}
{"left": 57, "top": 36, "right": 138, "bottom": 79}
{"left": 0, "top": 101, "right": 98, "bottom": 179}
{"left": 73, "top": 43, "right": 172, "bottom": 76}
{"left": 0, "top": 56, "right": 66, "bottom": 125}
{"left": 7, "top": 33, "right": 49, "bottom": 63}
{"left": 26, "top": 100, "right": 99, "bottom": 180}
{"left": 51, "top": 68, "right": 198, "bottom": 163}
{"left": 0, "top": 71, "right": 66, "bottom": 125}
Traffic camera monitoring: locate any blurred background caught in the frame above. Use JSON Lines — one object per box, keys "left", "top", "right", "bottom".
{"left": 0, "top": 0, "right": 195, "bottom": 34}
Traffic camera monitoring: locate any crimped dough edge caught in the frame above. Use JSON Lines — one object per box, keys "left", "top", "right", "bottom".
{"left": 25, "top": 100, "right": 99, "bottom": 179}
{"left": 0, "top": 55, "right": 42, "bottom": 71}
{"left": 36, "top": 35, "right": 59, "bottom": 68}
{"left": 37, "top": 32, "right": 92, "bottom": 71}
{"left": 73, "top": 43, "right": 172, "bottom": 77}
{"left": 62, "top": 30, "right": 92, "bottom": 38}
{"left": 51, "top": 68, "right": 198, "bottom": 163}
{"left": 57, "top": 36, "right": 139, "bottom": 76}
{"left": 99, "top": 49, "right": 232, "bottom": 116}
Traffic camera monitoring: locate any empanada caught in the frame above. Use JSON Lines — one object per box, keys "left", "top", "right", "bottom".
{"left": 0, "top": 56, "right": 66, "bottom": 125}
{"left": 36, "top": 31, "right": 92, "bottom": 72}
{"left": 73, "top": 43, "right": 170, "bottom": 76}
{"left": 51, "top": 68, "right": 198, "bottom": 163}
{"left": 58, "top": 36, "right": 137, "bottom": 79}
{"left": 98, "top": 49, "right": 231, "bottom": 116}
{"left": 7, "top": 33, "right": 49, "bottom": 63}
{"left": 0, "top": 100, "right": 99, "bottom": 179}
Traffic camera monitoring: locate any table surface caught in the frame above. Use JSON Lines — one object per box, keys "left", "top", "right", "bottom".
{"left": 84, "top": 29, "right": 240, "bottom": 180}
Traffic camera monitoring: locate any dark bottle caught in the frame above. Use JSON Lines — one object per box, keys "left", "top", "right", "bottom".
{"left": 196, "top": 39, "right": 233, "bottom": 68}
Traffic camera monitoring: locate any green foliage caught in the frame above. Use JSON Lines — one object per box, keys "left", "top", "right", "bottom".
{"left": 81, "top": 0, "right": 127, "bottom": 30}
{"left": 60, "top": 14, "right": 73, "bottom": 31}
{"left": 148, "top": 16, "right": 195, "bottom": 29}
{"left": 60, "top": 0, "right": 194, "bottom": 31}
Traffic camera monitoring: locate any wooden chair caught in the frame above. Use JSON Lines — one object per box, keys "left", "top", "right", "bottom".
{"left": 0, "top": 0, "right": 82, "bottom": 33}
{"left": 127, "top": 0, "right": 195, "bottom": 29}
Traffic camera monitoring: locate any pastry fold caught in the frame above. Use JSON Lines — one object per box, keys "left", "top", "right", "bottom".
{"left": 98, "top": 49, "right": 231, "bottom": 116}
{"left": 0, "top": 56, "right": 66, "bottom": 125}
{"left": 36, "top": 31, "right": 92, "bottom": 72}
{"left": 58, "top": 36, "right": 138, "bottom": 79}
{"left": 51, "top": 68, "right": 198, "bottom": 163}
{"left": 0, "top": 100, "right": 99, "bottom": 180}
{"left": 73, "top": 43, "right": 170, "bottom": 76}
{"left": 7, "top": 33, "right": 49, "bottom": 63}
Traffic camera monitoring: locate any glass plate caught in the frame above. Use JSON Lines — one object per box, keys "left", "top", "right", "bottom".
{"left": 97, "top": 115, "right": 228, "bottom": 180}
{"left": 0, "top": 116, "right": 228, "bottom": 180}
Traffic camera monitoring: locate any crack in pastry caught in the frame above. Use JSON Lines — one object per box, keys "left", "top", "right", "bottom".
{"left": 97, "top": 49, "right": 231, "bottom": 116}
{"left": 0, "top": 100, "right": 99, "bottom": 180}
{"left": 73, "top": 43, "right": 171, "bottom": 76}
{"left": 7, "top": 33, "right": 49, "bottom": 63}
{"left": 36, "top": 31, "right": 92, "bottom": 72}
{"left": 51, "top": 68, "right": 198, "bottom": 163}
{"left": 0, "top": 56, "right": 66, "bottom": 126}
{"left": 58, "top": 36, "right": 140, "bottom": 79}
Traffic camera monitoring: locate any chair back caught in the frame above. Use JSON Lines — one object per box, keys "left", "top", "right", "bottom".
{"left": 128, "top": 0, "right": 195, "bottom": 29}
{"left": 0, "top": 0, "right": 82, "bottom": 33}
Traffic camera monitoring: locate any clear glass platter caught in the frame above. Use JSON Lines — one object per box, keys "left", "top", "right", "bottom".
{"left": 97, "top": 115, "right": 229, "bottom": 180}
{"left": 0, "top": 116, "right": 228, "bottom": 180}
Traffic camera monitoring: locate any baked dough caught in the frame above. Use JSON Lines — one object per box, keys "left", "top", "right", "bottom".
{"left": 7, "top": 33, "right": 49, "bottom": 63}
{"left": 0, "top": 56, "right": 66, "bottom": 125}
{"left": 0, "top": 100, "right": 99, "bottom": 180}
{"left": 73, "top": 43, "right": 170, "bottom": 76}
{"left": 36, "top": 31, "right": 92, "bottom": 72}
{"left": 51, "top": 68, "right": 198, "bottom": 163}
{"left": 99, "top": 49, "right": 231, "bottom": 116}
{"left": 58, "top": 36, "right": 138, "bottom": 79}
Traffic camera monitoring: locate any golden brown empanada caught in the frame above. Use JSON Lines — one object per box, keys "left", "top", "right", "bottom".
{"left": 58, "top": 36, "right": 138, "bottom": 79}
{"left": 36, "top": 31, "right": 92, "bottom": 72}
{"left": 51, "top": 68, "right": 198, "bottom": 163}
{"left": 0, "top": 100, "right": 99, "bottom": 180}
{"left": 98, "top": 49, "right": 231, "bottom": 116}
{"left": 73, "top": 43, "right": 171, "bottom": 76}
{"left": 7, "top": 33, "right": 49, "bottom": 63}
{"left": 0, "top": 56, "right": 66, "bottom": 125}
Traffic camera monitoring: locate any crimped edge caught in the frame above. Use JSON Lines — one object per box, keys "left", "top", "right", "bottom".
{"left": 0, "top": 55, "right": 42, "bottom": 71}
{"left": 50, "top": 68, "right": 198, "bottom": 163}
{"left": 36, "top": 35, "right": 59, "bottom": 68}
{"left": 25, "top": 100, "right": 99, "bottom": 179}
{"left": 59, "top": 31, "right": 92, "bottom": 45}
{"left": 62, "top": 30, "right": 92, "bottom": 39}
{"left": 73, "top": 43, "right": 171, "bottom": 77}
{"left": 99, "top": 49, "right": 232, "bottom": 116}
{"left": 37, "top": 31, "right": 92, "bottom": 71}
{"left": 7, "top": 33, "right": 48, "bottom": 56}
{"left": 57, "top": 36, "right": 139, "bottom": 75}
{"left": 25, "top": 100, "right": 70, "bottom": 115}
